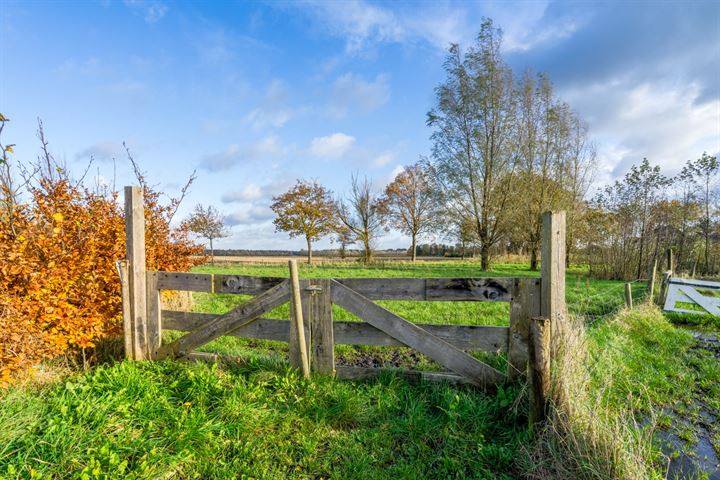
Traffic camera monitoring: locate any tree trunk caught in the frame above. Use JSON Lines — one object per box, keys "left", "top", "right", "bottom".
{"left": 306, "top": 236, "right": 313, "bottom": 265}
{"left": 209, "top": 237, "right": 214, "bottom": 266}
{"left": 411, "top": 234, "right": 417, "bottom": 262}
{"left": 480, "top": 243, "right": 490, "bottom": 271}
{"left": 363, "top": 238, "right": 371, "bottom": 263}
{"left": 529, "top": 247, "right": 539, "bottom": 271}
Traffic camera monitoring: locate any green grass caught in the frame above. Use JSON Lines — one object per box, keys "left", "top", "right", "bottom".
{"left": 3, "top": 260, "right": 714, "bottom": 479}
{"left": 0, "top": 360, "right": 526, "bottom": 479}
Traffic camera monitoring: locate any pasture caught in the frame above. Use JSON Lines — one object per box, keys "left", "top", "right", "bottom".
{"left": 1, "top": 260, "right": 718, "bottom": 479}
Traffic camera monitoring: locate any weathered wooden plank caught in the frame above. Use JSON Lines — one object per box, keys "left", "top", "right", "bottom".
{"left": 163, "top": 312, "right": 290, "bottom": 341}
{"left": 125, "top": 186, "right": 147, "bottom": 360}
{"left": 214, "top": 275, "right": 284, "bottom": 294}
{"left": 624, "top": 283, "right": 633, "bottom": 309}
{"left": 146, "top": 271, "right": 162, "bottom": 358}
{"left": 507, "top": 278, "right": 541, "bottom": 381}
{"left": 335, "top": 278, "right": 427, "bottom": 300}
{"left": 668, "top": 277, "right": 720, "bottom": 289}
{"left": 333, "top": 321, "right": 509, "bottom": 352}
{"left": 330, "top": 280, "right": 504, "bottom": 388}
{"left": 682, "top": 287, "right": 720, "bottom": 316}
{"left": 154, "top": 280, "right": 291, "bottom": 359}
{"left": 116, "top": 260, "right": 133, "bottom": 360}
{"left": 288, "top": 260, "right": 310, "bottom": 378}
{"left": 156, "top": 271, "right": 213, "bottom": 292}
{"left": 336, "top": 277, "right": 515, "bottom": 301}
{"left": 335, "top": 366, "right": 472, "bottom": 386}
{"left": 162, "top": 311, "right": 508, "bottom": 352}
{"left": 425, "top": 278, "right": 514, "bottom": 301}
{"left": 308, "top": 279, "right": 334, "bottom": 375}
{"left": 541, "top": 211, "right": 566, "bottom": 323}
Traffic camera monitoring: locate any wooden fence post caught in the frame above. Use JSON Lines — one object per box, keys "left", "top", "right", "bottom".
{"left": 308, "top": 279, "right": 335, "bottom": 375}
{"left": 288, "top": 260, "right": 310, "bottom": 378}
{"left": 666, "top": 248, "right": 674, "bottom": 274}
{"left": 658, "top": 271, "right": 671, "bottom": 306}
{"left": 624, "top": 283, "right": 633, "bottom": 309}
{"left": 507, "top": 278, "right": 541, "bottom": 382}
{"left": 528, "top": 316, "right": 551, "bottom": 431}
{"left": 646, "top": 259, "right": 657, "bottom": 303}
{"left": 116, "top": 260, "right": 133, "bottom": 360}
{"left": 146, "top": 272, "right": 161, "bottom": 359}
{"left": 541, "top": 211, "right": 566, "bottom": 324}
{"left": 124, "top": 186, "right": 147, "bottom": 360}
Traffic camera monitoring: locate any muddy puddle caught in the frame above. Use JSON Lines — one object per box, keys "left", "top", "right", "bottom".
{"left": 658, "top": 329, "right": 720, "bottom": 479}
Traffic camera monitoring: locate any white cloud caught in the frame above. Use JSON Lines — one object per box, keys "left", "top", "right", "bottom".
{"left": 563, "top": 80, "right": 720, "bottom": 186}
{"left": 123, "top": 0, "right": 168, "bottom": 23}
{"left": 245, "top": 79, "right": 294, "bottom": 130}
{"left": 226, "top": 206, "right": 274, "bottom": 226}
{"left": 221, "top": 179, "right": 291, "bottom": 203}
{"left": 199, "top": 136, "right": 286, "bottom": 171}
{"left": 75, "top": 141, "right": 123, "bottom": 162}
{"left": 383, "top": 164, "right": 405, "bottom": 186}
{"left": 310, "top": 133, "right": 355, "bottom": 158}
{"left": 329, "top": 73, "right": 390, "bottom": 117}
{"left": 372, "top": 151, "right": 395, "bottom": 167}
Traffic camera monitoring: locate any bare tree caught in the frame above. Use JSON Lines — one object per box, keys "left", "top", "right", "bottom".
{"left": 181, "top": 204, "right": 229, "bottom": 265}
{"left": 380, "top": 163, "right": 438, "bottom": 261}
{"left": 270, "top": 179, "right": 336, "bottom": 264}
{"left": 337, "top": 174, "right": 385, "bottom": 263}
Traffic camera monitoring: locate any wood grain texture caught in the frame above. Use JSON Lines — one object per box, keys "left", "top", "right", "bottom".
{"left": 507, "top": 278, "right": 541, "bottom": 381}
{"left": 146, "top": 272, "right": 162, "bottom": 358}
{"left": 330, "top": 280, "right": 504, "bottom": 388}
{"left": 335, "top": 366, "right": 472, "bottom": 386}
{"left": 117, "top": 260, "right": 133, "bottom": 360}
{"left": 308, "top": 279, "right": 334, "bottom": 375}
{"left": 541, "top": 211, "right": 566, "bottom": 323}
{"left": 528, "top": 317, "right": 551, "bottom": 430}
{"left": 162, "top": 311, "right": 509, "bottom": 352}
{"left": 124, "top": 186, "right": 147, "bottom": 360}
{"left": 154, "top": 280, "right": 291, "bottom": 359}
{"left": 214, "top": 275, "right": 284, "bottom": 294}
{"left": 156, "top": 272, "right": 214, "bottom": 292}
{"left": 288, "top": 260, "right": 310, "bottom": 378}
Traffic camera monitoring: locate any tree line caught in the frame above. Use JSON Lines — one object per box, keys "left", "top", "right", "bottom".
{"left": 185, "top": 19, "right": 718, "bottom": 278}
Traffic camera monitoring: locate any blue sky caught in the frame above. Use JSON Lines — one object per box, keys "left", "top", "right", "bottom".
{"left": 1, "top": 0, "right": 719, "bottom": 250}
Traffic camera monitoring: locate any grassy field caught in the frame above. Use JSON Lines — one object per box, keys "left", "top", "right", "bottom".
{"left": 1, "top": 260, "right": 718, "bottom": 479}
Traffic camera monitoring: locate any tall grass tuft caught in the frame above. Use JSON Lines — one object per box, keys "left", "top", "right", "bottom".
{"left": 520, "top": 310, "right": 659, "bottom": 480}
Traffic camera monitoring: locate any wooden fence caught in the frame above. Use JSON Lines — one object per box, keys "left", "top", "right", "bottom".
{"left": 119, "top": 186, "right": 566, "bottom": 422}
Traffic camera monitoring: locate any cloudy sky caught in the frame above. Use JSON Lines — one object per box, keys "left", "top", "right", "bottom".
{"left": 1, "top": 0, "right": 718, "bottom": 250}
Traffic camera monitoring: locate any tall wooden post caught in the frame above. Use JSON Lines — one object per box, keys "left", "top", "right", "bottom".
{"left": 666, "top": 249, "right": 674, "bottom": 275}
{"left": 124, "top": 186, "right": 147, "bottom": 360}
{"left": 541, "top": 211, "right": 566, "bottom": 323}
{"left": 288, "top": 260, "right": 310, "bottom": 378}
{"left": 625, "top": 283, "right": 633, "bottom": 309}
{"left": 646, "top": 258, "right": 657, "bottom": 303}
{"left": 308, "top": 279, "right": 335, "bottom": 375}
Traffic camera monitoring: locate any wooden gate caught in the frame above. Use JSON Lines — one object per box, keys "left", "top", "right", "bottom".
{"left": 663, "top": 277, "right": 720, "bottom": 316}
{"left": 119, "top": 186, "right": 565, "bottom": 395}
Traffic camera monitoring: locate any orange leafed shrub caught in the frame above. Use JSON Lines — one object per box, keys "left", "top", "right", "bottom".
{"left": 0, "top": 131, "right": 203, "bottom": 385}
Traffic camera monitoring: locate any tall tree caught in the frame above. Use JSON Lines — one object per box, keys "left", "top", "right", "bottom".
{"left": 427, "top": 19, "right": 517, "bottom": 270}
{"left": 182, "top": 204, "right": 229, "bottom": 265}
{"left": 336, "top": 174, "right": 385, "bottom": 263}
{"left": 380, "top": 163, "right": 438, "bottom": 261}
{"left": 688, "top": 152, "right": 719, "bottom": 274}
{"left": 270, "top": 179, "right": 336, "bottom": 264}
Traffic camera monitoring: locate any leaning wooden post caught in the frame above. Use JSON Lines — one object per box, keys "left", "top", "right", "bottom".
{"left": 528, "top": 317, "right": 551, "bottom": 430}
{"left": 658, "top": 271, "right": 671, "bottom": 306}
{"left": 666, "top": 249, "right": 674, "bottom": 275}
{"left": 288, "top": 260, "right": 310, "bottom": 378}
{"left": 124, "top": 186, "right": 147, "bottom": 360}
{"left": 624, "top": 283, "right": 633, "bottom": 309}
{"left": 646, "top": 258, "right": 657, "bottom": 303}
